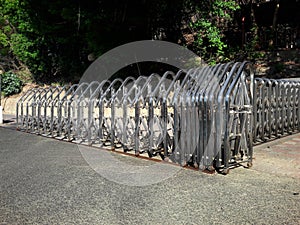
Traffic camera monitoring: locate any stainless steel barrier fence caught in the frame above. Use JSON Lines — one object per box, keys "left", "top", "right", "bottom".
{"left": 16, "top": 62, "right": 255, "bottom": 173}
{"left": 253, "top": 78, "right": 300, "bottom": 143}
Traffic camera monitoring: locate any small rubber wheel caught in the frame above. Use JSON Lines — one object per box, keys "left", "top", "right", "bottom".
{"left": 181, "top": 161, "right": 187, "bottom": 167}
{"left": 199, "top": 165, "right": 206, "bottom": 171}
{"left": 223, "top": 168, "right": 230, "bottom": 175}
{"left": 247, "top": 162, "right": 253, "bottom": 168}
{"left": 207, "top": 165, "right": 215, "bottom": 172}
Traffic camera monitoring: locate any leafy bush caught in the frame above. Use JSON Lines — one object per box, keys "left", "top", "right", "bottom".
{"left": 188, "top": 0, "right": 240, "bottom": 64}
{"left": 1, "top": 71, "right": 23, "bottom": 96}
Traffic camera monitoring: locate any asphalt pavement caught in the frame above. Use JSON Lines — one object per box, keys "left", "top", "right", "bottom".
{"left": 0, "top": 125, "right": 299, "bottom": 225}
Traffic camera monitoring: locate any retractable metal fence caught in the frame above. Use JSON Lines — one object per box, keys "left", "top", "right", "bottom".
{"left": 253, "top": 78, "right": 300, "bottom": 143}
{"left": 17, "top": 62, "right": 255, "bottom": 173}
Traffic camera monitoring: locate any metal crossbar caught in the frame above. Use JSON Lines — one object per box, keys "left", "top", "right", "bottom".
{"left": 16, "top": 62, "right": 258, "bottom": 173}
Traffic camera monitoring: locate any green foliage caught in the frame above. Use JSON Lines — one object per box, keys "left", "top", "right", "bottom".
{"left": 273, "top": 62, "right": 285, "bottom": 73}
{"left": 0, "top": 31, "right": 9, "bottom": 47}
{"left": 1, "top": 71, "right": 22, "bottom": 96}
{"left": 243, "top": 25, "right": 263, "bottom": 60}
{"left": 0, "top": 0, "right": 248, "bottom": 82}
{"left": 0, "top": 0, "right": 85, "bottom": 83}
{"left": 188, "top": 0, "right": 240, "bottom": 64}
{"left": 192, "top": 19, "right": 226, "bottom": 61}
{"left": 0, "top": 0, "right": 39, "bottom": 75}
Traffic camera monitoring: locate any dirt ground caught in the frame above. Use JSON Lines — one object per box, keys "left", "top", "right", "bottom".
{"left": 255, "top": 49, "right": 300, "bottom": 78}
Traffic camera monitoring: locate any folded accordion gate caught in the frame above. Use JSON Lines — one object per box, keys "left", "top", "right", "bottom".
{"left": 16, "top": 62, "right": 257, "bottom": 173}
{"left": 253, "top": 78, "right": 300, "bottom": 143}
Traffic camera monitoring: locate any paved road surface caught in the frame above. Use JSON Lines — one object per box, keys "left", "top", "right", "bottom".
{"left": 0, "top": 125, "right": 299, "bottom": 224}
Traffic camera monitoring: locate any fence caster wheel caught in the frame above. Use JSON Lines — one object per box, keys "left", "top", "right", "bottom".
{"left": 222, "top": 168, "right": 230, "bottom": 175}
{"left": 199, "top": 165, "right": 206, "bottom": 171}
{"left": 247, "top": 162, "right": 253, "bottom": 168}
{"left": 164, "top": 157, "right": 170, "bottom": 162}
{"left": 193, "top": 162, "right": 199, "bottom": 169}
{"left": 207, "top": 166, "right": 215, "bottom": 173}
{"left": 181, "top": 160, "right": 187, "bottom": 167}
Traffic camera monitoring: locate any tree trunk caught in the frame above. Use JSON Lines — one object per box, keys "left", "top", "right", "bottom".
{"left": 271, "top": 0, "right": 280, "bottom": 47}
